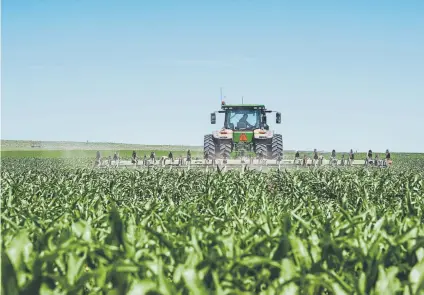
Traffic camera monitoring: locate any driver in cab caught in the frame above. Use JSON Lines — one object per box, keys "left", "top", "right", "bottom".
{"left": 237, "top": 114, "right": 253, "bottom": 129}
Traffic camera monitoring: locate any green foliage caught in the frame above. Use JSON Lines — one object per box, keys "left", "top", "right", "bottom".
{"left": 1, "top": 158, "right": 423, "bottom": 294}
{"left": 1, "top": 150, "right": 203, "bottom": 160}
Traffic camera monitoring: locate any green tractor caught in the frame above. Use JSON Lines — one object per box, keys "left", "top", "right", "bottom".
{"left": 204, "top": 101, "right": 283, "bottom": 160}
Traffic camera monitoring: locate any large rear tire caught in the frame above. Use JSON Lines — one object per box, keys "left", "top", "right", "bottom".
{"left": 204, "top": 134, "right": 217, "bottom": 160}
{"left": 255, "top": 143, "right": 267, "bottom": 159}
{"left": 218, "top": 142, "right": 232, "bottom": 159}
{"left": 270, "top": 134, "right": 283, "bottom": 159}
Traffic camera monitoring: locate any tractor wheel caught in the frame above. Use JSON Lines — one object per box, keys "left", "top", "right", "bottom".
{"left": 270, "top": 134, "right": 283, "bottom": 159}
{"left": 219, "top": 142, "right": 232, "bottom": 159}
{"left": 255, "top": 143, "right": 267, "bottom": 159}
{"left": 204, "top": 134, "right": 217, "bottom": 160}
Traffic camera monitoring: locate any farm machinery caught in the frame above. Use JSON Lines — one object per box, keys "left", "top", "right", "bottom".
{"left": 204, "top": 101, "right": 283, "bottom": 161}
{"left": 94, "top": 101, "right": 390, "bottom": 170}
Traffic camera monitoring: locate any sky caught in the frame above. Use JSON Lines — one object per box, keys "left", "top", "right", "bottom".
{"left": 2, "top": 0, "right": 423, "bottom": 152}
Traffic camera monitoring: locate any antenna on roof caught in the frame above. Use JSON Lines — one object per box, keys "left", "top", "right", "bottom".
{"left": 220, "top": 87, "right": 223, "bottom": 104}
{"left": 242, "top": 96, "right": 244, "bottom": 104}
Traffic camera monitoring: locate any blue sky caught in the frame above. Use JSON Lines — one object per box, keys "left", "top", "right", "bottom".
{"left": 2, "top": 0, "right": 423, "bottom": 152}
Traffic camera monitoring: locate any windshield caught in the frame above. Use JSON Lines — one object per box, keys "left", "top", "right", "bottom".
{"left": 224, "top": 109, "right": 261, "bottom": 130}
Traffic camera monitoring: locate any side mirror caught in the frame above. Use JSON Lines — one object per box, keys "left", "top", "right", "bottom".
{"left": 210, "top": 113, "right": 216, "bottom": 124}
{"left": 276, "top": 112, "right": 281, "bottom": 124}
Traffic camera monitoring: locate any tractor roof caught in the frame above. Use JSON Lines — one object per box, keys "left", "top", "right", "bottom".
{"left": 221, "top": 104, "right": 266, "bottom": 109}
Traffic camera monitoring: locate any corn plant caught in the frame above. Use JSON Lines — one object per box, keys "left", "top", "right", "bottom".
{"left": 1, "top": 158, "right": 423, "bottom": 295}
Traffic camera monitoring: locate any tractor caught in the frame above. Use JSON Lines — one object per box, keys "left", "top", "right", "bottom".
{"left": 204, "top": 101, "right": 283, "bottom": 160}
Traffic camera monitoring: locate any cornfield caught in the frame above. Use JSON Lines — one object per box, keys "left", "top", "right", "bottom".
{"left": 1, "top": 158, "right": 423, "bottom": 295}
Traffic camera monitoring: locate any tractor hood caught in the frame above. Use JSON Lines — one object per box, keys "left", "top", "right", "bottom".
{"left": 212, "top": 128, "right": 273, "bottom": 142}
{"left": 232, "top": 131, "right": 253, "bottom": 143}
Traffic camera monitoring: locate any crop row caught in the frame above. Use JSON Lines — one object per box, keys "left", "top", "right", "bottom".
{"left": 1, "top": 158, "right": 423, "bottom": 294}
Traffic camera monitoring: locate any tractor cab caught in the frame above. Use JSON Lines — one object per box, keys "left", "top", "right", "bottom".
{"left": 224, "top": 107, "right": 263, "bottom": 131}
{"left": 210, "top": 101, "right": 281, "bottom": 130}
